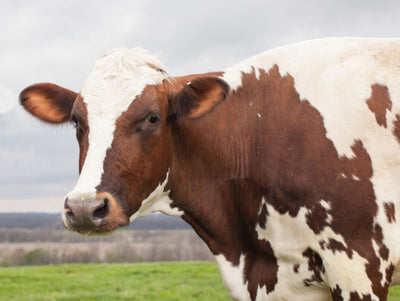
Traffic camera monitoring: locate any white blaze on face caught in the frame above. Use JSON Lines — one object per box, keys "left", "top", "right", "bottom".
{"left": 67, "top": 48, "right": 167, "bottom": 200}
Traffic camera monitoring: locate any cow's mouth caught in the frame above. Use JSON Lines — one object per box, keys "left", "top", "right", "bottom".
{"left": 62, "top": 191, "right": 130, "bottom": 235}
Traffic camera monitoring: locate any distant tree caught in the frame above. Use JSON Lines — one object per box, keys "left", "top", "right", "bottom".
{"left": 3, "top": 248, "right": 26, "bottom": 266}
{"left": 21, "top": 249, "right": 49, "bottom": 265}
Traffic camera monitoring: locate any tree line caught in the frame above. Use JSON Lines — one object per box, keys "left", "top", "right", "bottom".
{"left": 0, "top": 228, "right": 213, "bottom": 267}
{"left": 0, "top": 213, "right": 190, "bottom": 230}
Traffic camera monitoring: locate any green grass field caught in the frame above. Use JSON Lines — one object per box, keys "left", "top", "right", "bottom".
{"left": 1, "top": 262, "right": 400, "bottom": 300}
{"left": 0, "top": 262, "right": 230, "bottom": 301}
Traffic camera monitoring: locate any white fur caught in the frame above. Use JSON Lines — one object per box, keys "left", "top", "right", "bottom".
{"left": 255, "top": 201, "right": 376, "bottom": 300}
{"left": 130, "top": 172, "right": 183, "bottom": 221}
{"left": 320, "top": 200, "right": 333, "bottom": 225}
{"left": 214, "top": 253, "right": 251, "bottom": 301}
{"left": 67, "top": 48, "right": 167, "bottom": 199}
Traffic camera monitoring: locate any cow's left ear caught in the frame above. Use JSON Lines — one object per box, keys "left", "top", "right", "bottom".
{"left": 169, "top": 77, "right": 230, "bottom": 119}
{"left": 19, "top": 83, "right": 77, "bottom": 124}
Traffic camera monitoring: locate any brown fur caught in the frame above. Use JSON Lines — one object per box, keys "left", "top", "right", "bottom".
{"left": 366, "top": 84, "right": 392, "bottom": 128}
{"left": 20, "top": 83, "right": 77, "bottom": 123}
{"left": 384, "top": 202, "right": 396, "bottom": 223}
{"left": 71, "top": 95, "right": 89, "bottom": 172}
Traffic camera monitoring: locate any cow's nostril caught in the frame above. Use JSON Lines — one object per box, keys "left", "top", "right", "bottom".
{"left": 64, "top": 198, "right": 75, "bottom": 222}
{"left": 66, "top": 209, "right": 75, "bottom": 222}
{"left": 92, "top": 198, "right": 109, "bottom": 221}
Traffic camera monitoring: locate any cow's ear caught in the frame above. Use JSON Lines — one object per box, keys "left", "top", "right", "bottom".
{"left": 19, "top": 83, "right": 77, "bottom": 124}
{"left": 169, "top": 77, "right": 230, "bottom": 119}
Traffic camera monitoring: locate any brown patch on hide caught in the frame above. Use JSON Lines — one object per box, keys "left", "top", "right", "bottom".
{"left": 383, "top": 202, "right": 396, "bottom": 223}
{"left": 366, "top": 84, "right": 392, "bottom": 128}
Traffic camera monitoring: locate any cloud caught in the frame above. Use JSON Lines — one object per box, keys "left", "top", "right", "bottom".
{"left": 0, "top": 197, "right": 64, "bottom": 213}
{"left": 2, "top": 0, "right": 400, "bottom": 212}
{"left": 0, "top": 85, "right": 15, "bottom": 114}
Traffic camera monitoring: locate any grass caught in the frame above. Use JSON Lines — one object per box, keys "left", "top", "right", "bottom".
{"left": 390, "top": 287, "right": 400, "bottom": 301}
{"left": 1, "top": 262, "right": 400, "bottom": 300}
{"left": 0, "top": 262, "right": 230, "bottom": 301}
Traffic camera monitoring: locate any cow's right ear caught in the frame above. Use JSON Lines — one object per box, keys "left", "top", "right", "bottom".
{"left": 166, "top": 76, "right": 230, "bottom": 120}
{"left": 19, "top": 83, "right": 77, "bottom": 124}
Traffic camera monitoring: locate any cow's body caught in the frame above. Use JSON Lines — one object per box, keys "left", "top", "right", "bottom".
{"left": 20, "top": 38, "right": 400, "bottom": 300}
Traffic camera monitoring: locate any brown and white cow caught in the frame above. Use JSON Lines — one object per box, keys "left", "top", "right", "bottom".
{"left": 20, "top": 38, "right": 400, "bottom": 300}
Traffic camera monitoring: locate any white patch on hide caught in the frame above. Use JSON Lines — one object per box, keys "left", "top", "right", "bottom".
{"left": 320, "top": 200, "right": 333, "bottom": 225}
{"left": 214, "top": 253, "right": 251, "bottom": 301}
{"left": 255, "top": 201, "right": 377, "bottom": 300}
{"left": 130, "top": 172, "right": 183, "bottom": 221}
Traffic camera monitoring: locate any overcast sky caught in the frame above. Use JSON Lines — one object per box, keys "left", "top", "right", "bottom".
{"left": 1, "top": 0, "right": 400, "bottom": 213}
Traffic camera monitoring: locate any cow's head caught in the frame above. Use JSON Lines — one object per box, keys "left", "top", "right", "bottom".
{"left": 20, "top": 48, "right": 229, "bottom": 235}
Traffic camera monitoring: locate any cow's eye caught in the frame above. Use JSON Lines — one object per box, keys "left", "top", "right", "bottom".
{"left": 146, "top": 113, "right": 160, "bottom": 124}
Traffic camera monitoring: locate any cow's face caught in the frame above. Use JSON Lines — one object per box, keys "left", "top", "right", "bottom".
{"left": 20, "top": 48, "right": 229, "bottom": 235}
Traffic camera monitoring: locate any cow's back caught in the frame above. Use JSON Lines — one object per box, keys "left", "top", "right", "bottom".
{"left": 221, "top": 37, "right": 400, "bottom": 222}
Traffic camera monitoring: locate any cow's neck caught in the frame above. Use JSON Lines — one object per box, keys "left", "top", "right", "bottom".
{"left": 164, "top": 71, "right": 292, "bottom": 300}
{"left": 166, "top": 102, "right": 261, "bottom": 263}
{"left": 168, "top": 169, "right": 251, "bottom": 262}
{"left": 167, "top": 126, "right": 280, "bottom": 300}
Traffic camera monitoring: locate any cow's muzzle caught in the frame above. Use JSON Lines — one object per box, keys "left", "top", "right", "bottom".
{"left": 62, "top": 192, "right": 129, "bottom": 235}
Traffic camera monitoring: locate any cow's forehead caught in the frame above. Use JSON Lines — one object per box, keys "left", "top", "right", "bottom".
{"left": 81, "top": 48, "right": 167, "bottom": 117}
